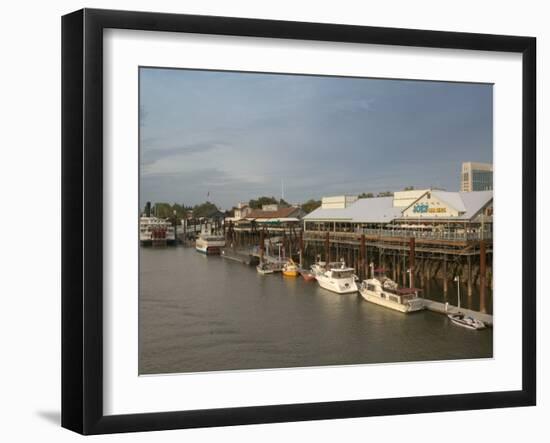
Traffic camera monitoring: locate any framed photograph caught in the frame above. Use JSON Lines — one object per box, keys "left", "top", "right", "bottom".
{"left": 61, "top": 8, "right": 536, "bottom": 434}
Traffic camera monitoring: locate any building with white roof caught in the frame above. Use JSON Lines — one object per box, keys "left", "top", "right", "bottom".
{"left": 303, "top": 189, "right": 493, "bottom": 240}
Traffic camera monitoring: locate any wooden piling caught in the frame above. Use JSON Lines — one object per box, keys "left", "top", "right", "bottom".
{"left": 401, "top": 253, "right": 407, "bottom": 287}
{"left": 409, "top": 237, "right": 415, "bottom": 288}
{"left": 325, "top": 231, "right": 330, "bottom": 263}
{"left": 299, "top": 230, "right": 304, "bottom": 267}
{"left": 259, "top": 229, "right": 265, "bottom": 263}
{"left": 480, "top": 240, "right": 487, "bottom": 313}
{"left": 360, "top": 234, "right": 366, "bottom": 281}
{"left": 467, "top": 255, "right": 473, "bottom": 297}
{"left": 443, "top": 254, "right": 448, "bottom": 294}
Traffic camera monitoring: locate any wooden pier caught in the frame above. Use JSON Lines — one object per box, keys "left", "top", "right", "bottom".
{"left": 302, "top": 230, "right": 492, "bottom": 313}
{"left": 423, "top": 299, "right": 493, "bottom": 326}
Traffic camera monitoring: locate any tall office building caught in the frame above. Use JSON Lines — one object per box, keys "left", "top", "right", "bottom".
{"left": 460, "top": 162, "right": 493, "bottom": 192}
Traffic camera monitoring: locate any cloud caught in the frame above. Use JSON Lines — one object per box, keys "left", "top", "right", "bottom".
{"left": 332, "top": 97, "right": 375, "bottom": 112}
{"left": 140, "top": 141, "right": 229, "bottom": 167}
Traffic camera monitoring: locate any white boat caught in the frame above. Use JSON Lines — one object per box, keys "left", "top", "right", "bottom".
{"left": 256, "top": 262, "right": 275, "bottom": 274}
{"left": 310, "top": 260, "right": 343, "bottom": 276}
{"left": 139, "top": 216, "right": 176, "bottom": 245}
{"left": 359, "top": 277, "right": 424, "bottom": 313}
{"left": 448, "top": 313, "right": 486, "bottom": 330}
{"left": 447, "top": 275, "right": 485, "bottom": 329}
{"left": 315, "top": 260, "right": 358, "bottom": 294}
{"left": 195, "top": 233, "right": 225, "bottom": 254}
{"left": 310, "top": 261, "right": 326, "bottom": 276}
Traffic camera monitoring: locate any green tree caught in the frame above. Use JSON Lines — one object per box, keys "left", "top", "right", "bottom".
{"left": 249, "top": 196, "right": 279, "bottom": 209}
{"left": 152, "top": 202, "right": 173, "bottom": 218}
{"left": 377, "top": 191, "right": 394, "bottom": 197}
{"left": 192, "top": 201, "right": 220, "bottom": 218}
{"left": 403, "top": 186, "right": 415, "bottom": 191}
{"left": 301, "top": 199, "right": 321, "bottom": 214}
{"left": 358, "top": 192, "right": 374, "bottom": 198}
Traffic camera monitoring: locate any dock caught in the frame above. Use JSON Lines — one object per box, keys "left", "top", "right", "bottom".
{"left": 221, "top": 248, "right": 259, "bottom": 266}
{"left": 423, "top": 299, "right": 493, "bottom": 326}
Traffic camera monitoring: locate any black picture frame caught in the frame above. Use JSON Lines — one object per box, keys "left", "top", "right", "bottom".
{"left": 62, "top": 8, "right": 536, "bottom": 435}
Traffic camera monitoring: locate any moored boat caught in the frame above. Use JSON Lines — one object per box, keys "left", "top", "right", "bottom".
{"left": 446, "top": 275, "right": 485, "bottom": 329}
{"left": 195, "top": 233, "right": 225, "bottom": 254}
{"left": 257, "top": 262, "right": 275, "bottom": 274}
{"left": 282, "top": 260, "right": 299, "bottom": 277}
{"left": 447, "top": 313, "right": 486, "bottom": 330}
{"left": 314, "top": 260, "right": 358, "bottom": 294}
{"left": 310, "top": 260, "right": 326, "bottom": 276}
{"left": 300, "top": 269, "right": 316, "bottom": 281}
{"left": 359, "top": 278, "right": 424, "bottom": 313}
{"left": 140, "top": 216, "right": 176, "bottom": 246}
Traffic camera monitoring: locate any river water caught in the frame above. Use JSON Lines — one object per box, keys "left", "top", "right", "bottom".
{"left": 139, "top": 246, "right": 493, "bottom": 374}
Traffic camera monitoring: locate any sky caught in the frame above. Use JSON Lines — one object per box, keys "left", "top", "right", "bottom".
{"left": 139, "top": 68, "right": 492, "bottom": 210}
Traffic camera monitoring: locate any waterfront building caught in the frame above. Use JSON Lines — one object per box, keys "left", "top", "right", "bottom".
{"left": 230, "top": 205, "right": 305, "bottom": 234}
{"left": 247, "top": 205, "right": 305, "bottom": 220}
{"left": 234, "top": 202, "right": 252, "bottom": 219}
{"left": 460, "top": 162, "right": 493, "bottom": 192}
{"left": 303, "top": 190, "right": 493, "bottom": 240}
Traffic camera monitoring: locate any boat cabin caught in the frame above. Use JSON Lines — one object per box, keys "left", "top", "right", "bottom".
{"left": 365, "top": 277, "right": 421, "bottom": 304}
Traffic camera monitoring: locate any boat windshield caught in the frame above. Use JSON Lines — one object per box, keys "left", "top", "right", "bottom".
{"left": 332, "top": 270, "right": 354, "bottom": 278}
{"left": 202, "top": 236, "right": 224, "bottom": 241}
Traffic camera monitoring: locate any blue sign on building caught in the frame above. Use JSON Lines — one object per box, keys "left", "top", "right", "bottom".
{"left": 413, "top": 203, "right": 429, "bottom": 213}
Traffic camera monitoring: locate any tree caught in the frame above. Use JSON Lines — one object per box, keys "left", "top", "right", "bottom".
{"left": 249, "top": 196, "right": 279, "bottom": 209}
{"left": 403, "top": 186, "right": 415, "bottom": 191}
{"left": 301, "top": 199, "right": 321, "bottom": 214}
{"left": 192, "top": 201, "right": 220, "bottom": 218}
{"left": 358, "top": 192, "right": 374, "bottom": 199}
{"left": 377, "top": 191, "right": 394, "bottom": 197}
{"left": 144, "top": 201, "right": 152, "bottom": 216}
{"left": 152, "top": 202, "right": 173, "bottom": 218}
{"left": 144, "top": 202, "right": 194, "bottom": 222}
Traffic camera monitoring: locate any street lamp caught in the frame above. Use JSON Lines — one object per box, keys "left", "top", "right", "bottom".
{"left": 454, "top": 275, "right": 461, "bottom": 311}
{"left": 173, "top": 209, "right": 177, "bottom": 244}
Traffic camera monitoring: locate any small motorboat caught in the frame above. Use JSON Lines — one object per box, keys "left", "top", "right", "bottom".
{"left": 256, "top": 262, "right": 274, "bottom": 275}
{"left": 282, "top": 260, "right": 299, "bottom": 277}
{"left": 299, "top": 269, "right": 316, "bottom": 281}
{"left": 448, "top": 313, "right": 486, "bottom": 330}
{"left": 446, "top": 275, "right": 485, "bottom": 330}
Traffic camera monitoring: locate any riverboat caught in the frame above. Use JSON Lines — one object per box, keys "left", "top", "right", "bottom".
{"left": 139, "top": 216, "right": 176, "bottom": 245}
{"left": 315, "top": 260, "right": 358, "bottom": 294}
{"left": 195, "top": 233, "right": 225, "bottom": 254}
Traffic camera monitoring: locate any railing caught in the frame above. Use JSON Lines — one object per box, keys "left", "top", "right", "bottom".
{"left": 304, "top": 228, "right": 492, "bottom": 242}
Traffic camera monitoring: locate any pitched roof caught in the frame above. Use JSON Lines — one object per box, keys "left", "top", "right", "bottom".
{"left": 247, "top": 206, "right": 302, "bottom": 219}
{"left": 455, "top": 190, "right": 493, "bottom": 219}
{"left": 399, "top": 190, "right": 492, "bottom": 220}
{"left": 304, "top": 191, "right": 493, "bottom": 223}
{"left": 304, "top": 197, "right": 402, "bottom": 223}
